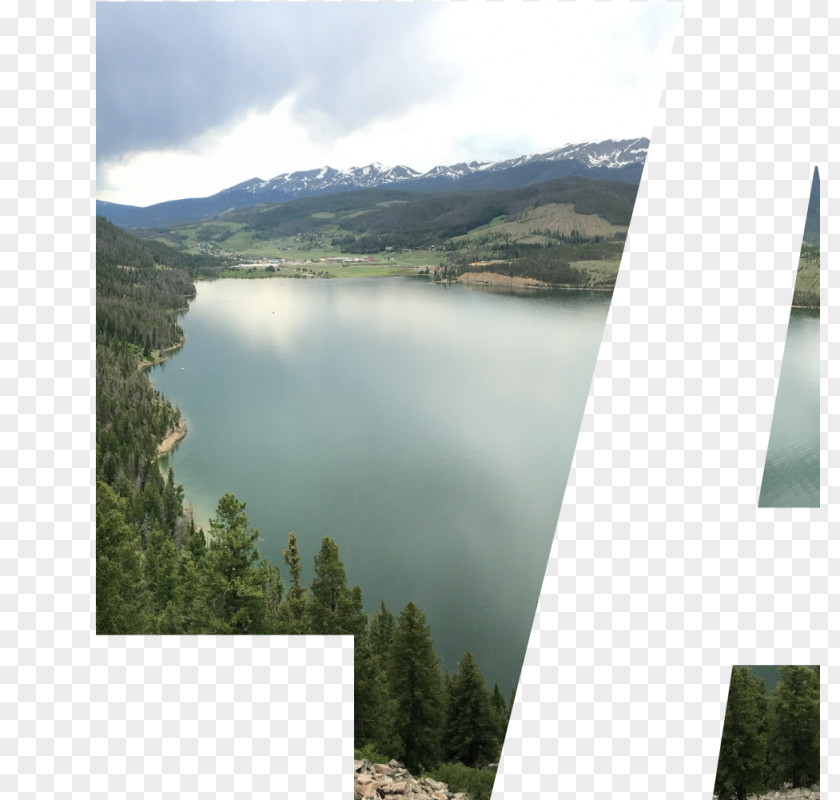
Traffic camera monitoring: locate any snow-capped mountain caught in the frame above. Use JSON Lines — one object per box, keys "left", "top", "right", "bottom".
{"left": 97, "top": 138, "right": 648, "bottom": 229}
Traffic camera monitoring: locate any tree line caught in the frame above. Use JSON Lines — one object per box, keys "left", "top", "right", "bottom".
{"left": 98, "top": 485, "right": 511, "bottom": 776}
{"left": 715, "top": 666, "right": 819, "bottom": 800}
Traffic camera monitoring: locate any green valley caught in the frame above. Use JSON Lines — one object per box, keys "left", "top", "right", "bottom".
{"left": 128, "top": 177, "right": 637, "bottom": 288}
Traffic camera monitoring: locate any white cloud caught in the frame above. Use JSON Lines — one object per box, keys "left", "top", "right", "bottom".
{"left": 97, "top": 1, "right": 682, "bottom": 207}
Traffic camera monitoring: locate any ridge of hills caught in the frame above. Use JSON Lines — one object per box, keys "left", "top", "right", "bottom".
{"left": 96, "top": 138, "right": 649, "bottom": 229}
{"left": 130, "top": 175, "right": 639, "bottom": 288}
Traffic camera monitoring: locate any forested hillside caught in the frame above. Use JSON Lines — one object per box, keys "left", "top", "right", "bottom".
{"left": 225, "top": 175, "right": 636, "bottom": 249}
{"left": 96, "top": 218, "right": 509, "bottom": 792}
{"left": 128, "top": 176, "right": 635, "bottom": 288}
{"left": 715, "top": 666, "right": 819, "bottom": 800}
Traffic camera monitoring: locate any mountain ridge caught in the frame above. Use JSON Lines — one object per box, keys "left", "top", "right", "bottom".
{"left": 97, "top": 138, "right": 649, "bottom": 229}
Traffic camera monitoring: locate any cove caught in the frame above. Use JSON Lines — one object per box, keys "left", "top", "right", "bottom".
{"left": 152, "top": 277, "right": 611, "bottom": 692}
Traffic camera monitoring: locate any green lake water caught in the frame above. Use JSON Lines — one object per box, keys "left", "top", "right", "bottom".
{"left": 759, "top": 308, "right": 820, "bottom": 508}
{"left": 152, "top": 277, "right": 611, "bottom": 692}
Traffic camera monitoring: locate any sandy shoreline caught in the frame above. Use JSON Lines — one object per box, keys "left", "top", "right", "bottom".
{"left": 157, "top": 418, "right": 187, "bottom": 457}
{"left": 455, "top": 271, "right": 614, "bottom": 291}
{"left": 456, "top": 271, "right": 550, "bottom": 288}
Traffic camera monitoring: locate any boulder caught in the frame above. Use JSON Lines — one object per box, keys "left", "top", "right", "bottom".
{"left": 354, "top": 759, "right": 466, "bottom": 800}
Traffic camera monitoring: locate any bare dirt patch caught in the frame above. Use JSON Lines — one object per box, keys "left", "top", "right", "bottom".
{"left": 157, "top": 418, "right": 187, "bottom": 457}
{"left": 457, "top": 271, "right": 550, "bottom": 288}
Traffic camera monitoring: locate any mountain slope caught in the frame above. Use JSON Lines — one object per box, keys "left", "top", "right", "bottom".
{"left": 97, "top": 138, "right": 648, "bottom": 229}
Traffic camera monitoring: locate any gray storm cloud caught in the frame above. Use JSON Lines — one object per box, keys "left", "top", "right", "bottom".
{"left": 97, "top": 3, "right": 451, "bottom": 166}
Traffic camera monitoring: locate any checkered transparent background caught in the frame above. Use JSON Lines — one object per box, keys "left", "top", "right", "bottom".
{"left": 2, "top": 0, "right": 835, "bottom": 798}
{"left": 499, "top": 2, "right": 835, "bottom": 800}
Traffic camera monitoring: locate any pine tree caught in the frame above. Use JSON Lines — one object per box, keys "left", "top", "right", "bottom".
{"left": 96, "top": 479, "right": 155, "bottom": 634}
{"left": 200, "top": 492, "right": 266, "bottom": 634}
{"left": 354, "top": 630, "right": 398, "bottom": 753}
{"left": 145, "top": 523, "right": 180, "bottom": 624}
{"left": 307, "top": 537, "right": 365, "bottom": 635}
{"left": 714, "top": 667, "right": 768, "bottom": 800}
{"left": 256, "top": 558, "right": 285, "bottom": 634}
{"left": 283, "top": 531, "right": 307, "bottom": 631}
{"left": 769, "top": 666, "right": 820, "bottom": 788}
{"left": 387, "top": 602, "right": 445, "bottom": 773}
{"left": 369, "top": 600, "right": 395, "bottom": 656}
{"left": 489, "top": 683, "right": 509, "bottom": 756}
{"left": 445, "top": 650, "right": 497, "bottom": 767}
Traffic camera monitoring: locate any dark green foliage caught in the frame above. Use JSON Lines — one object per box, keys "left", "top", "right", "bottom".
{"left": 768, "top": 666, "right": 820, "bottom": 788}
{"left": 200, "top": 493, "right": 269, "bottom": 634}
{"left": 216, "top": 177, "right": 637, "bottom": 254}
{"left": 426, "top": 763, "right": 497, "bottom": 800}
{"left": 145, "top": 524, "right": 180, "bottom": 618}
{"left": 256, "top": 558, "right": 286, "bottom": 633}
{"left": 307, "top": 537, "right": 367, "bottom": 636}
{"left": 369, "top": 600, "right": 396, "bottom": 657}
{"left": 96, "top": 479, "right": 154, "bottom": 634}
{"left": 96, "top": 342, "right": 182, "bottom": 491}
{"left": 714, "top": 666, "right": 820, "bottom": 800}
{"left": 97, "top": 215, "right": 232, "bottom": 276}
{"left": 387, "top": 602, "right": 446, "bottom": 773}
{"left": 444, "top": 651, "right": 497, "bottom": 768}
{"left": 282, "top": 531, "right": 307, "bottom": 632}
{"left": 354, "top": 633, "right": 398, "bottom": 755}
{"left": 715, "top": 667, "right": 768, "bottom": 800}
{"left": 489, "top": 683, "right": 509, "bottom": 750}
{"left": 96, "top": 217, "right": 197, "bottom": 352}
{"left": 354, "top": 743, "right": 391, "bottom": 766}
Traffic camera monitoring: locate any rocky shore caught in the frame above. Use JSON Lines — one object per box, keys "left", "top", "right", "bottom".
{"left": 354, "top": 759, "right": 471, "bottom": 800}
{"left": 715, "top": 786, "right": 820, "bottom": 800}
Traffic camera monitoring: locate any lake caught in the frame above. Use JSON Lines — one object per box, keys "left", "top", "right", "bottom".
{"left": 758, "top": 308, "right": 820, "bottom": 508}
{"left": 152, "top": 276, "right": 611, "bottom": 692}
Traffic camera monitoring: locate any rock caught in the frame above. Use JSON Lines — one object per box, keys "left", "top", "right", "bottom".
{"left": 355, "top": 760, "right": 467, "bottom": 800}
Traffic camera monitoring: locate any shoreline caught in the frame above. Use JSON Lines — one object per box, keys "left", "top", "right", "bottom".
{"left": 156, "top": 418, "right": 187, "bottom": 457}
{"left": 137, "top": 335, "right": 186, "bottom": 371}
{"left": 449, "top": 271, "right": 616, "bottom": 292}
{"left": 134, "top": 333, "right": 190, "bottom": 457}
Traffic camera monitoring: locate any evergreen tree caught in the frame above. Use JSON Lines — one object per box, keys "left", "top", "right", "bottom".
{"left": 185, "top": 522, "right": 206, "bottom": 564}
{"left": 177, "top": 556, "right": 204, "bottom": 634}
{"left": 714, "top": 667, "right": 768, "bottom": 800}
{"left": 354, "top": 630, "right": 398, "bottom": 754}
{"left": 307, "top": 537, "right": 365, "bottom": 635}
{"left": 387, "top": 602, "right": 445, "bottom": 773}
{"left": 445, "top": 650, "right": 497, "bottom": 767}
{"left": 96, "top": 480, "right": 155, "bottom": 634}
{"left": 162, "top": 466, "right": 184, "bottom": 533}
{"left": 489, "top": 683, "right": 509, "bottom": 755}
{"left": 200, "top": 493, "right": 266, "bottom": 633}
{"left": 282, "top": 531, "right": 307, "bottom": 632}
{"left": 145, "top": 524, "right": 180, "bottom": 624}
{"left": 369, "top": 600, "right": 395, "bottom": 656}
{"left": 769, "top": 666, "right": 820, "bottom": 788}
{"left": 257, "top": 558, "right": 285, "bottom": 634}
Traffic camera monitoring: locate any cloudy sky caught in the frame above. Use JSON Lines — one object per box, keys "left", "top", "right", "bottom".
{"left": 97, "top": 2, "right": 683, "bottom": 208}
